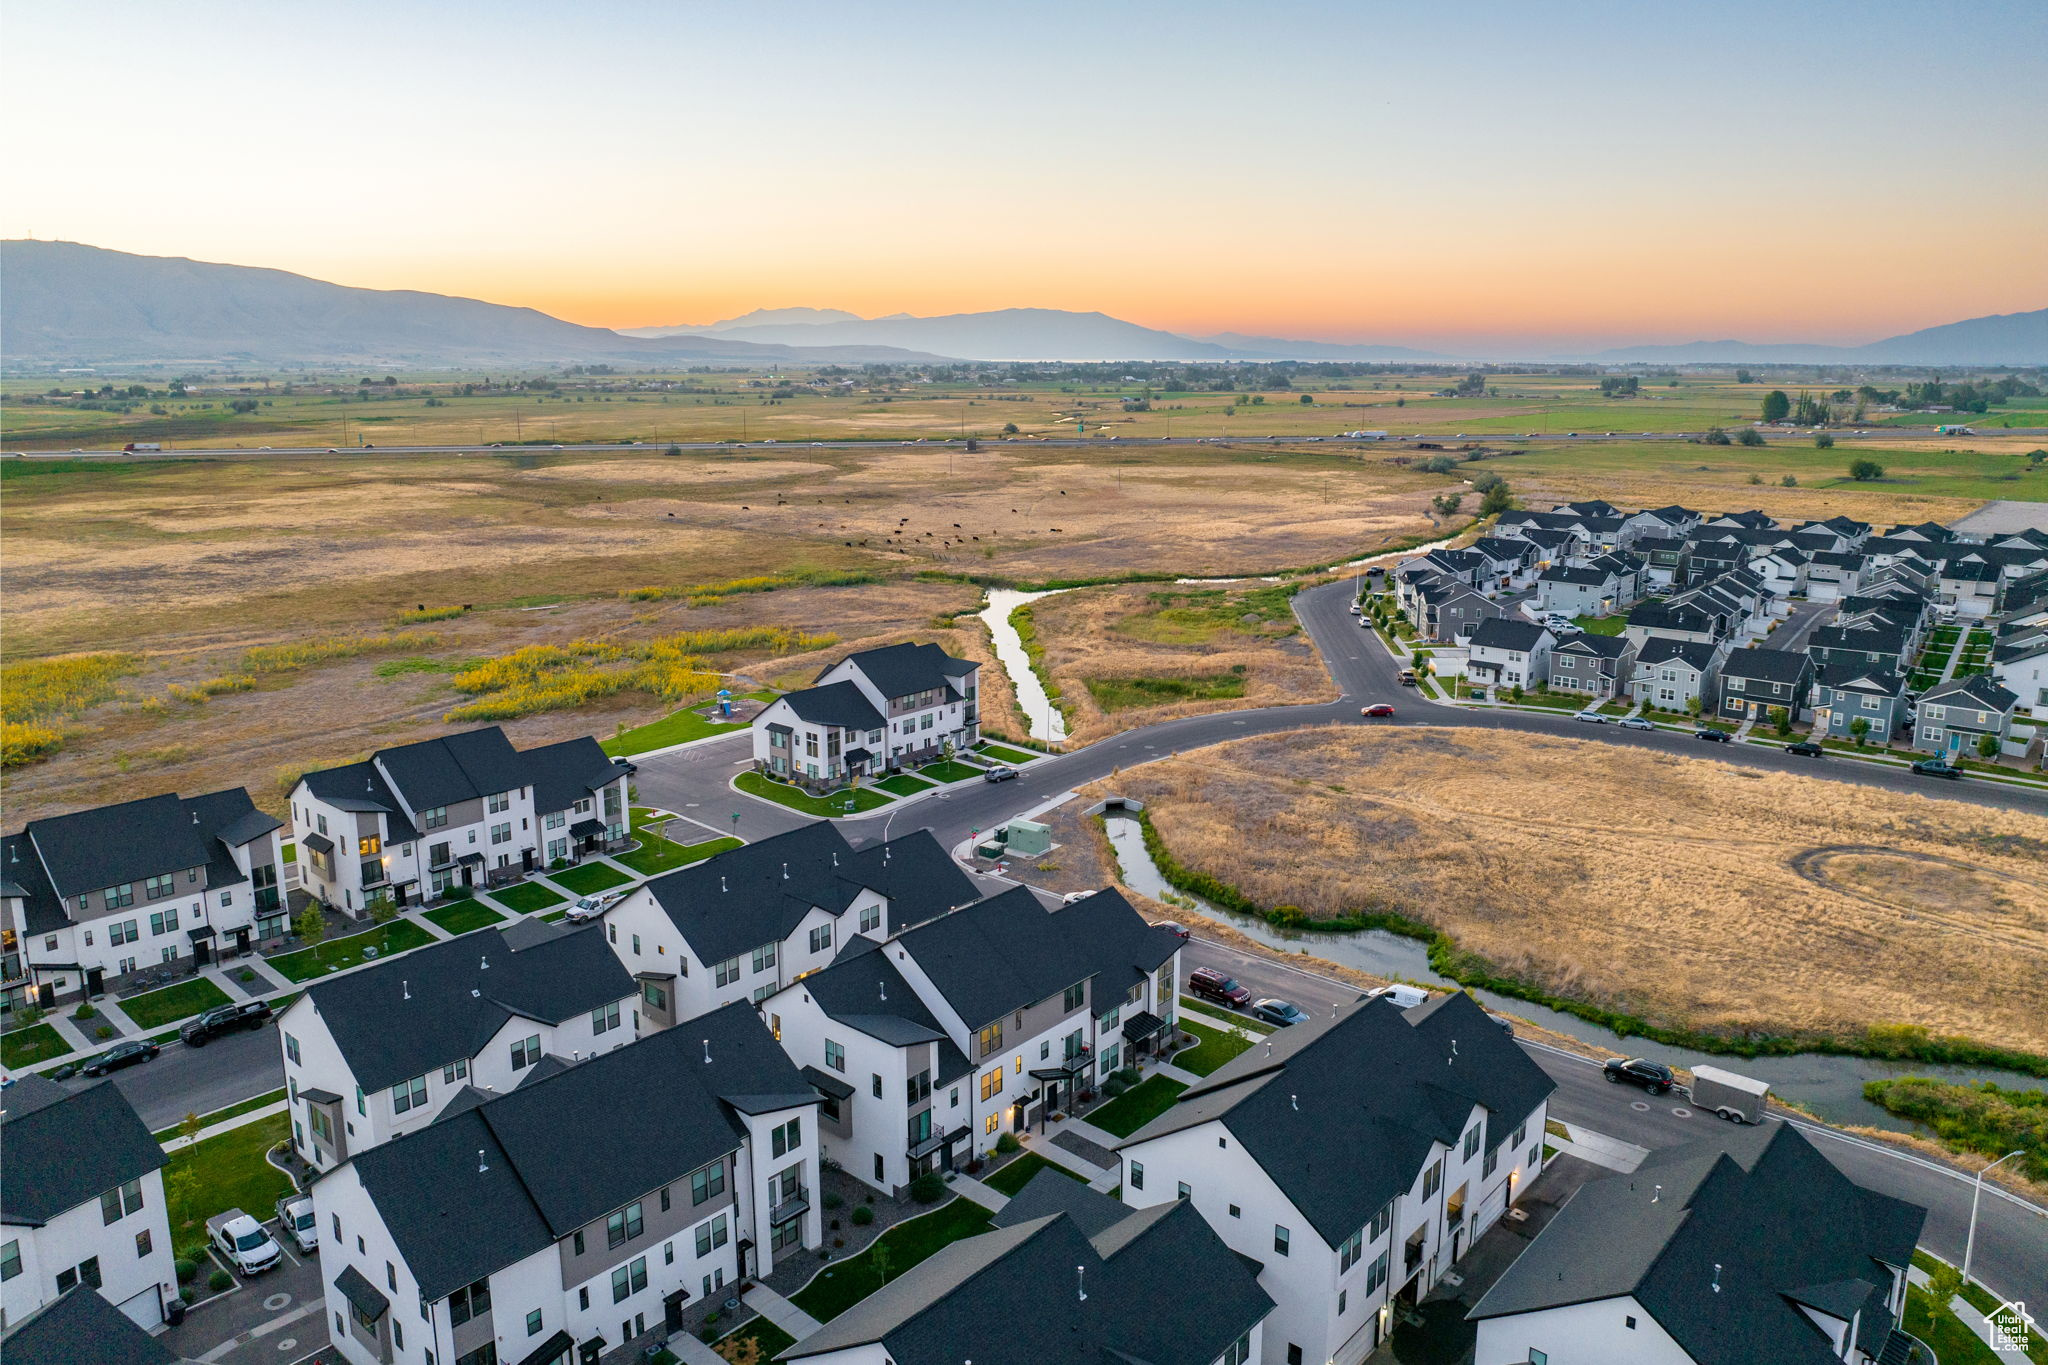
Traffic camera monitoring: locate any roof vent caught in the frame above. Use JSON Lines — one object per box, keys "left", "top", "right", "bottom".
{"left": 879, "top": 980, "right": 887, "bottom": 1002}
{"left": 402, "top": 980, "right": 411, "bottom": 1001}
{"left": 721, "top": 876, "right": 728, "bottom": 893}
{"left": 703, "top": 1038, "right": 713, "bottom": 1065}
{"left": 1076, "top": 1266, "right": 1086, "bottom": 1303}
{"left": 1264, "top": 1041, "right": 1273, "bottom": 1057}
{"left": 193, "top": 810, "right": 200, "bottom": 824}
{"left": 477, "top": 1148, "right": 488, "bottom": 1174}
{"left": 479, "top": 955, "right": 489, "bottom": 970}
{"left": 831, "top": 852, "right": 838, "bottom": 868}
{"left": 1291, "top": 1094, "right": 1298, "bottom": 1112}
{"left": 1652, "top": 1184, "right": 1661, "bottom": 1203}
{"left": 1450, "top": 1039, "right": 1459, "bottom": 1065}
{"left": 783, "top": 863, "right": 789, "bottom": 880}
{"left": 1712, "top": 1262, "right": 1722, "bottom": 1294}
{"left": 470, "top": 989, "right": 480, "bottom": 999}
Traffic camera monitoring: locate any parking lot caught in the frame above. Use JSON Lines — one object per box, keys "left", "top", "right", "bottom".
{"left": 161, "top": 1217, "right": 330, "bottom": 1365}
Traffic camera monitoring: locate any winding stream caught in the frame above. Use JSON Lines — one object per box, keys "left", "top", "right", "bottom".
{"left": 1103, "top": 812, "right": 2029, "bottom": 1134}
{"left": 978, "top": 588, "right": 1071, "bottom": 742}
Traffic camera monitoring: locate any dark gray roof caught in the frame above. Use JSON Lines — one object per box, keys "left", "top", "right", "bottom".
{"left": 1553, "top": 633, "right": 1631, "bottom": 660}
{"left": 1538, "top": 564, "right": 1616, "bottom": 586}
{"left": 0, "top": 1075, "right": 166, "bottom": 1226}
{"left": 893, "top": 886, "right": 1180, "bottom": 1031}
{"left": 299, "top": 761, "right": 417, "bottom": 843}
{"left": 1816, "top": 664, "right": 1904, "bottom": 697}
{"left": 643, "top": 825, "right": 976, "bottom": 968}
{"left": 374, "top": 727, "right": 531, "bottom": 810}
{"left": 0, "top": 1284, "right": 176, "bottom": 1365}
{"left": 1629, "top": 600, "right": 1716, "bottom": 633}
{"left": 334, "top": 1264, "right": 391, "bottom": 1322}
{"left": 1922, "top": 673, "right": 2019, "bottom": 712}
{"left": 1124, "top": 992, "right": 1553, "bottom": 1247}
{"left": 349, "top": 1003, "right": 810, "bottom": 1299}
{"left": 827, "top": 641, "right": 978, "bottom": 701}
{"left": 300, "top": 923, "right": 634, "bottom": 1092}
{"left": 798, "top": 951, "right": 948, "bottom": 1046}
{"left": 1718, "top": 648, "right": 1812, "bottom": 685}
{"left": 1470, "top": 1124, "right": 1924, "bottom": 1365}
{"left": 521, "top": 736, "right": 618, "bottom": 816}
{"left": 1468, "top": 618, "right": 1550, "bottom": 653}
{"left": 17, "top": 786, "right": 268, "bottom": 900}
{"left": 785, "top": 1200, "right": 1271, "bottom": 1365}
{"left": 779, "top": 679, "right": 888, "bottom": 732}
{"left": 990, "top": 1166, "right": 1131, "bottom": 1239}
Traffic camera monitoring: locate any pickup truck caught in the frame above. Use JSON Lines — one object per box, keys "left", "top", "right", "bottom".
{"left": 181, "top": 1000, "right": 273, "bottom": 1047}
{"left": 208, "top": 1209, "right": 282, "bottom": 1274}
{"left": 275, "top": 1194, "right": 318, "bottom": 1254}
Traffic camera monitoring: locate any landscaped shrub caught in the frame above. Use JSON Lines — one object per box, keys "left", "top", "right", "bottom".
{"left": 908, "top": 1173, "right": 945, "bottom": 1204}
{"left": 174, "top": 1258, "right": 198, "bottom": 1284}
{"left": 1103, "top": 1076, "right": 1131, "bottom": 1098}
{"left": 850, "top": 1205, "right": 875, "bottom": 1226}
{"left": 995, "top": 1132, "right": 1021, "bottom": 1154}
{"left": 822, "top": 1191, "right": 844, "bottom": 1211}
{"left": 1114, "top": 1067, "right": 1140, "bottom": 1085}
{"left": 208, "top": 1268, "right": 232, "bottom": 1292}
{"left": 72, "top": 1002, "right": 95, "bottom": 1020}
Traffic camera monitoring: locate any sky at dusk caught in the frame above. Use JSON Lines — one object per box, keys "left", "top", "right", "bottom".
{"left": 6, "top": 0, "right": 2044, "bottom": 351}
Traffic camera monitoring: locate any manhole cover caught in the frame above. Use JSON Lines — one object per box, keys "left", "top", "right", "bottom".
{"left": 1630, "top": 1100, "right": 1650, "bottom": 1111}
{"left": 1671, "top": 1107, "right": 1693, "bottom": 1119}
{"left": 276, "top": 1340, "right": 297, "bottom": 1353}
{"left": 263, "top": 1292, "right": 291, "bottom": 1311}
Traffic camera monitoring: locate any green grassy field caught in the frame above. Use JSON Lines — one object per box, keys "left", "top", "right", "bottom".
{"left": 877, "top": 773, "right": 936, "bottom": 796}
{"left": 268, "top": 920, "right": 436, "bottom": 982}
{"left": 163, "top": 1114, "right": 294, "bottom": 1257}
{"left": 486, "top": 881, "right": 567, "bottom": 914}
{"left": 119, "top": 978, "right": 232, "bottom": 1030}
{"left": 1085, "top": 1075, "right": 1188, "bottom": 1137}
{"left": 1171, "top": 1016, "right": 1258, "bottom": 1076}
{"left": 1085, "top": 674, "right": 1248, "bottom": 712}
{"left": 601, "top": 690, "right": 774, "bottom": 757}
{"left": 422, "top": 899, "right": 508, "bottom": 935}
{"left": 983, "top": 1150, "right": 1089, "bottom": 1196}
{"left": 790, "top": 1197, "right": 994, "bottom": 1322}
{"left": 975, "top": 742, "right": 1040, "bottom": 766}
{"left": 616, "top": 833, "right": 742, "bottom": 876}
{"left": 550, "top": 861, "right": 633, "bottom": 895}
{"left": 1, "top": 1021, "right": 70, "bottom": 1069}
{"left": 734, "top": 769, "right": 895, "bottom": 816}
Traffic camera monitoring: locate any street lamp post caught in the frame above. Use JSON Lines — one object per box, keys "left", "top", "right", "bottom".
{"left": 1962, "top": 1149, "right": 2025, "bottom": 1285}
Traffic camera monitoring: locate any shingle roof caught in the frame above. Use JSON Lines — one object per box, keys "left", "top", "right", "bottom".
{"left": 348, "top": 1003, "right": 809, "bottom": 1299}
{"left": 1718, "top": 648, "right": 1812, "bottom": 685}
{"left": 1554, "top": 633, "right": 1631, "bottom": 660}
{"left": 0, "top": 1074, "right": 165, "bottom": 1226}
{"left": 1124, "top": 993, "right": 1553, "bottom": 1247}
{"left": 521, "top": 736, "right": 618, "bottom": 816}
{"left": 990, "top": 1167, "right": 1135, "bottom": 1239}
{"left": 17, "top": 786, "right": 268, "bottom": 900}
{"left": 778, "top": 680, "right": 888, "bottom": 732}
{"left": 785, "top": 1200, "right": 1272, "bottom": 1365}
{"left": 827, "top": 642, "right": 978, "bottom": 700}
{"left": 1634, "top": 637, "right": 1719, "bottom": 671}
{"left": 1468, "top": 618, "right": 1550, "bottom": 653}
{"left": 893, "top": 886, "right": 1180, "bottom": 1031}
{"left": 1922, "top": 673, "right": 2019, "bottom": 712}
{"left": 1538, "top": 564, "right": 1614, "bottom": 587}
{"left": 796, "top": 950, "right": 949, "bottom": 1047}
{"left": 1470, "top": 1124, "right": 1924, "bottom": 1365}
{"left": 0, "top": 1283, "right": 176, "bottom": 1365}
{"left": 374, "top": 728, "right": 530, "bottom": 810}
{"left": 300, "top": 760, "right": 418, "bottom": 842}
{"left": 299, "top": 922, "right": 634, "bottom": 1092}
{"left": 1816, "top": 664, "right": 1904, "bottom": 697}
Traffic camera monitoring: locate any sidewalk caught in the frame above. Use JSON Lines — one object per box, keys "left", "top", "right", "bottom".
{"left": 1908, "top": 1265, "right": 2032, "bottom": 1363}
{"left": 945, "top": 1172, "right": 1010, "bottom": 1212}
{"left": 741, "top": 1283, "right": 823, "bottom": 1340}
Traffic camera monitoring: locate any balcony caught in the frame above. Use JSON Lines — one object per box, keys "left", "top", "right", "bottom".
{"left": 769, "top": 1186, "right": 810, "bottom": 1227}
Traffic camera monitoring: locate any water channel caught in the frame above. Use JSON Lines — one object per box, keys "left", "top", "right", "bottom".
{"left": 1102, "top": 812, "right": 2031, "bottom": 1134}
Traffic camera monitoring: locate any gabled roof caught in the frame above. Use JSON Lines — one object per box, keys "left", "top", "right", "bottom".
{"left": 0, "top": 1282, "right": 176, "bottom": 1365}
{"left": 301, "top": 922, "right": 634, "bottom": 1092}
{"left": 642, "top": 826, "right": 977, "bottom": 968}
{"left": 0, "top": 1075, "right": 165, "bottom": 1226}
{"left": 1469, "top": 618, "right": 1550, "bottom": 653}
{"left": 375, "top": 728, "right": 531, "bottom": 810}
{"left": 348, "top": 1004, "right": 809, "bottom": 1299}
{"left": 1553, "top": 632, "right": 1631, "bottom": 660}
{"left": 827, "top": 641, "right": 978, "bottom": 700}
{"left": 1470, "top": 1124, "right": 1924, "bottom": 1365}
{"left": 1124, "top": 993, "right": 1554, "bottom": 1247}
{"left": 1634, "top": 637, "right": 1720, "bottom": 671}
{"left": 785, "top": 1198, "right": 1272, "bottom": 1365}
{"left": 521, "top": 736, "right": 618, "bottom": 816}
{"left": 1718, "top": 648, "right": 1812, "bottom": 685}
{"left": 17, "top": 786, "right": 268, "bottom": 900}
{"left": 893, "top": 886, "right": 1180, "bottom": 1031}
{"left": 1816, "top": 663, "right": 1905, "bottom": 698}
{"left": 1809, "top": 623, "right": 1907, "bottom": 656}
{"left": 778, "top": 680, "right": 888, "bottom": 732}
{"left": 991, "top": 1167, "right": 1136, "bottom": 1239}
{"left": 1922, "top": 673, "right": 2019, "bottom": 713}
{"left": 1538, "top": 564, "right": 1615, "bottom": 587}
{"left": 1468, "top": 536, "right": 1533, "bottom": 562}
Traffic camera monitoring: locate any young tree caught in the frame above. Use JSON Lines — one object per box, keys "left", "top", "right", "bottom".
{"left": 1702, "top": 427, "right": 1732, "bottom": 445}
{"left": 1849, "top": 459, "right": 1885, "bottom": 481}
{"left": 1849, "top": 716, "right": 1870, "bottom": 747}
{"left": 1760, "top": 390, "right": 1791, "bottom": 423}
{"left": 1478, "top": 481, "right": 1513, "bottom": 516}
{"left": 1432, "top": 492, "right": 1463, "bottom": 517}
{"left": 294, "top": 904, "right": 328, "bottom": 963}
{"left": 1771, "top": 707, "right": 1792, "bottom": 737}
{"left": 367, "top": 892, "right": 398, "bottom": 938}
{"left": 1813, "top": 432, "right": 1834, "bottom": 449}
{"left": 1736, "top": 427, "right": 1766, "bottom": 447}
{"left": 1781, "top": 474, "right": 1799, "bottom": 486}
{"left": 1926, "top": 1261, "right": 1963, "bottom": 1317}
{"left": 1685, "top": 697, "right": 1703, "bottom": 720}
{"left": 1976, "top": 732, "right": 2001, "bottom": 760}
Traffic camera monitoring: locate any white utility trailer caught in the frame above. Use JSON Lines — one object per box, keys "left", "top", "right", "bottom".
{"left": 1687, "top": 1065, "right": 1770, "bottom": 1123}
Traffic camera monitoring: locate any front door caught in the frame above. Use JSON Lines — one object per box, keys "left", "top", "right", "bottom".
{"left": 522, "top": 849, "right": 536, "bottom": 873}
{"left": 192, "top": 939, "right": 212, "bottom": 968}
{"left": 37, "top": 982, "right": 54, "bottom": 1008}
{"left": 1012, "top": 1102, "right": 1027, "bottom": 1133}
{"left": 460, "top": 864, "right": 475, "bottom": 888}
{"left": 663, "top": 1289, "right": 686, "bottom": 1335}
{"left": 85, "top": 967, "right": 105, "bottom": 997}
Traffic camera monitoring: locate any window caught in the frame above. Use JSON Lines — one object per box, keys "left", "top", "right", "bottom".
{"left": 1274, "top": 1225, "right": 1290, "bottom": 1256}
{"left": 978, "top": 1021, "right": 1003, "bottom": 1056}
{"left": 592, "top": 1000, "right": 622, "bottom": 1035}
{"left": 771, "top": 1117, "right": 802, "bottom": 1158}
{"left": 691, "top": 1163, "right": 726, "bottom": 1205}
{"left": 149, "top": 908, "right": 180, "bottom": 935}
{"left": 100, "top": 1179, "right": 142, "bottom": 1224}
{"left": 109, "top": 918, "right": 138, "bottom": 946}
{"left": 693, "top": 1215, "right": 729, "bottom": 1258}
{"left": 979, "top": 1065, "right": 1004, "bottom": 1102}
{"left": 1483, "top": 1145, "right": 1499, "bottom": 1178}
{"left": 607, "top": 1201, "right": 644, "bottom": 1249}
{"left": 984, "top": 1113, "right": 999, "bottom": 1135}
{"left": 909, "top": 1069, "right": 931, "bottom": 1104}
{"left": 1529, "top": 1353, "right": 1548, "bottom": 1365}
{"left": 1625, "top": 1315, "right": 1637, "bottom": 1330}
{"left": 1228, "top": 1204, "right": 1240, "bottom": 1218}
{"left": 527, "top": 1310, "right": 543, "bottom": 1336}
{"left": 1365, "top": 1249, "right": 1390, "bottom": 1294}
{"left": 107, "top": 883, "right": 135, "bottom": 909}
{"left": 488, "top": 791, "right": 509, "bottom": 814}
{"left": 1422, "top": 1160, "right": 1443, "bottom": 1198}
{"left": 859, "top": 904, "right": 881, "bottom": 934}
{"left": 1, "top": 1240, "right": 19, "bottom": 1282}
{"left": 1063, "top": 982, "right": 1085, "bottom": 1012}
{"left": 546, "top": 810, "right": 565, "bottom": 830}
{"left": 1286, "top": 1347, "right": 1302, "bottom": 1365}
{"left": 824, "top": 1039, "right": 845, "bottom": 1072}
{"left": 490, "top": 822, "right": 512, "bottom": 846}
{"left": 1463, "top": 1124, "right": 1481, "bottom": 1161}
{"left": 1339, "top": 1227, "right": 1363, "bottom": 1272}
{"left": 145, "top": 873, "right": 175, "bottom": 899}
{"left": 1100, "top": 1006, "right": 1119, "bottom": 1031}
{"left": 309, "top": 1107, "right": 333, "bottom": 1143}
{"left": 1177, "top": 1181, "right": 1190, "bottom": 1200}
{"left": 1223, "top": 1334, "right": 1252, "bottom": 1365}
{"left": 1129, "top": 1161, "right": 1144, "bottom": 1190}
{"left": 444, "top": 1058, "right": 469, "bottom": 1084}
{"left": 808, "top": 924, "right": 832, "bottom": 954}
{"left": 510, "top": 1034, "right": 541, "bottom": 1070}
{"left": 715, "top": 956, "right": 741, "bottom": 988}
{"left": 449, "top": 1278, "right": 491, "bottom": 1326}
{"left": 611, "top": 1255, "right": 647, "bottom": 1302}
{"left": 359, "top": 835, "right": 382, "bottom": 857}
{"left": 135, "top": 1228, "right": 153, "bottom": 1257}
{"left": 1511, "top": 1122, "right": 1527, "bottom": 1148}
{"left": 872, "top": 1073, "right": 883, "bottom": 1098}
{"left": 750, "top": 942, "right": 778, "bottom": 974}
{"left": 392, "top": 1074, "right": 429, "bottom": 1115}
{"left": 573, "top": 1231, "right": 585, "bottom": 1255}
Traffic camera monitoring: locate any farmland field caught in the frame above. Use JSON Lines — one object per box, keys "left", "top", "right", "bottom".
{"left": 1103, "top": 726, "right": 2048, "bottom": 1057}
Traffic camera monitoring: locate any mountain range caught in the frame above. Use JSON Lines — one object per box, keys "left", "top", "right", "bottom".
{"left": 4, "top": 240, "right": 2043, "bottom": 368}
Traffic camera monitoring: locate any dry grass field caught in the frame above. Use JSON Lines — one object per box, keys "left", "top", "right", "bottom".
{"left": 1105, "top": 726, "right": 2048, "bottom": 1056}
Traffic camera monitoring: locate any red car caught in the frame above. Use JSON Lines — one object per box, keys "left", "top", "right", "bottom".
{"left": 1189, "top": 968, "right": 1251, "bottom": 1007}
{"left": 1361, "top": 703, "right": 1397, "bottom": 717}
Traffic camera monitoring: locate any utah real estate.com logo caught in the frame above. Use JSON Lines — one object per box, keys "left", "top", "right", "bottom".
{"left": 1989, "top": 1300, "right": 2034, "bottom": 1353}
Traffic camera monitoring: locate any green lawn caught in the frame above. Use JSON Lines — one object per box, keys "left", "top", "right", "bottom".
{"left": 267, "top": 920, "right": 436, "bottom": 983}
{"left": 1171, "top": 1017, "right": 1259, "bottom": 1077}
{"left": 616, "top": 834, "right": 742, "bottom": 877}
{"left": 791, "top": 1197, "right": 995, "bottom": 1321}
{"left": 119, "top": 977, "right": 232, "bottom": 1030}
{"left": 1178, "top": 995, "right": 1276, "bottom": 1033}
{"left": 714, "top": 1316, "right": 796, "bottom": 1361}
{"left": 153, "top": 1088, "right": 289, "bottom": 1142}
{"left": 975, "top": 743, "right": 1039, "bottom": 766}
{"left": 1, "top": 1021, "right": 70, "bottom": 1069}
{"left": 877, "top": 773, "right": 936, "bottom": 796}
{"left": 550, "top": 861, "right": 633, "bottom": 895}
{"left": 423, "top": 899, "right": 508, "bottom": 936}
{"left": 163, "top": 1113, "right": 295, "bottom": 1256}
{"left": 1903, "top": 1286, "right": 2001, "bottom": 1365}
{"left": 1085, "top": 1075, "right": 1188, "bottom": 1137}
{"left": 487, "top": 880, "right": 567, "bottom": 914}
{"left": 735, "top": 770, "right": 895, "bottom": 817}
{"left": 280, "top": 842, "right": 296, "bottom": 864}
{"left": 602, "top": 690, "right": 775, "bottom": 757}
{"left": 630, "top": 806, "right": 672, "bottom": 830}
{"left": 983, "top": 1150, "right": 1089, "bottom": 1197}
{"left": 1571, "top": 615, "right": 1628, "bottom": 636}
{"left": 915, "top": 759, "right": 986, "bottom": 784}
{"left": 1085, "top": 674, "right": 1246, "bottom": 712}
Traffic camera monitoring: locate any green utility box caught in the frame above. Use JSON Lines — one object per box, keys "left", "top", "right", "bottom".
{"left": 1004, "top": 819, "right": 1052, "bottom": 857}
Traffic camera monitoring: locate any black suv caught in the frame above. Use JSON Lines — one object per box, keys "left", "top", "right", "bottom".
{"left": 1603, "top": 1057, "right": 1676, "bottom": 1094}
{"left": 180, "top": 1000, "right": 274, "bottom": 1047}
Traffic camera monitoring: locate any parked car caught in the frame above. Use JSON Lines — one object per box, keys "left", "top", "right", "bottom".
{"left": 1603, "top": 1057, "right": 1676, "bottom": 1094}
{"left": 1574, "top": 711, "right": 1608, "bottom": 724}
{"left": 1784, "top": 741, "right": 1825, "bottom": 757}
{"left": 1250, "top": 998, "right": 1311, "bottom": 1028}
{"left": 1361, "top": 703, "right": 1397, "bottom": 717}
{"left": 611, "top": 756, "right": 638, "bottom": 777}
{"left": 1149, "top": 921, "right": 1192, "bottom": 940}
{"left": 1694, "top": 728, "right": 1732, "bottom": 743}
{"left": 1349, "top": 602, "right": 1364, "bottom": 615}
{"left": 1486, "top": 1012, "right": 1515, "bottom": 1036}
{"left": 1396, "top": 669, "right": 1418, "bottom": 687}
{"left": 275, "top": 1194, "right": 318, "bottom": 1254}
{"left": 180, "top": 1000, "right": 273, "bottom": 1047}
{"left": 1617, "top": 716, "right": 1654, "bottom": 731}
{"left": 81, "top": 1039, "right": 160, "bottom": 1077}
{"left": 208, "top": 1210, "right": 281, "bottom": 1275}
{"left": 1910, "top": 758, "right": 1962, "bottom": 779}
{"left": 982, "top": 765, "right": 1020, "bottom": 783}
{"left": 1366, "top": 984, "right": 1430, "bottom": 1010}
{"left": 565, "top": 891, "right": 625, "bottom": 924}
{"left": 1188, "top": 968, "right": 1251, "bottom": 1008}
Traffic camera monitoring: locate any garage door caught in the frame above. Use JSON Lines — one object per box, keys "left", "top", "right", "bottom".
{"left": 118, "top": 1284, "right": 163, "bottom": 1328}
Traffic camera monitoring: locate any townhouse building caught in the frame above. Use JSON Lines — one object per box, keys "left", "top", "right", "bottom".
{"left": 1812, "top": 665, "right": 1910, "bottom": 742}
{"left": 1465, "top": 619, "right": 1554, "bottom": 692}
{"left": 1803, "top": 550, "right": 1869, "bottom": 600}
{"left": 1717, "top": 648, "right": 1815, "bottom": 725}
{"left": 784, "top": 1170, "right": 1273, "bottom": 1365}
{"left": 1992, "top": 625, "right": 2048, "bottom": 717}
{"left": 751, "top": 642, "right": 980, "bottom": 790}
{"left": 2, "top": 788, "right": 285, "bottom": 1009}
{"left": 1702, "top": 509, "right": 1778, "bottom": 531}
{"left": 292, "top": 728, "right": 627, "bottom": 914}
{"left": 1632, "top": 535, "right": 1690, "bottom": 590}
{"left": 1678, "top": 534, "right": 1747, "bottom": 584}
{"left": 1, "top": 1076, "right": 176, "bottom": 1332}
{"left": 1533, "top": 562, "right": 1626, "bottom": 618}
{"left": 1466, "top": 536, "right": 1537, "bottom": 589}
{"left": 1545, "top": 633, "right": 1637, "bottom": 700}
{"left": 1751, "top": 547, "right": 1810, "bottom": 597}
{"left": 1806, "top": 623, "right": 1911, "bottom": 676}
{"left": 1470, "top": 1125, "right": 1924, "bottom": 1365}
{"left": 1117, "top": 992, "right": 1554, "bottom": 1365}
{"left": 773, "top": 885, "right": 1184, "bottom": 1186}
{"left": 1412, "top": 578, "right": 1505, "bottom": 643}
{"left": 601, "top": 824, "right": 978, "bottom": 1030}
{"left": 1519, "top": 527, "right": 1581, "bottom": 569}
{"left": 1629, "top": 638, "right": 1723, "bottom": 715}
{"left": 1794, "top": 514, "right": 1871, "bottom": 548}
{"left": 1912, "top": 674, "right": 2019, "bottom": 757}
{"left": 277, "top": 920, "right": 639, "bottom": 1172}
{"left": 314, "top": 1006, "right": 820, "bottom": 1365}
{"left": 0, "top": 1271, "right": 182, "bottom": 1365}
